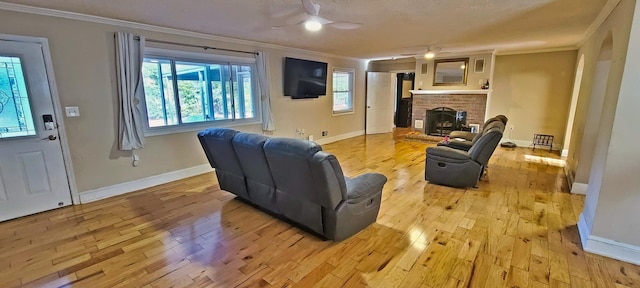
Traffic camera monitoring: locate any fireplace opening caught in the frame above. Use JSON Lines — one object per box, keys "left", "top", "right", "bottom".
{"left": 425, "top": 107, "right": 467, "bottom": 136}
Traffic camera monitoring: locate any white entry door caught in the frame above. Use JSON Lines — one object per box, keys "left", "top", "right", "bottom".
{"left": 0, "top": 39, "right": 71, "bottom": 222}
{"left": 366, "top": 72, "right": 395, "bottom": 134}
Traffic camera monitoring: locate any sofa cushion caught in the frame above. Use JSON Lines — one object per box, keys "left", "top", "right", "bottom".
{"left": 197, "top": 128, "right": 248, "bottom": 199}
{"left": 232, "top": 132, "right": 273, "bottom": 186}
{"left": 264, "top": 138, "right": 343, "bottom": 209}
{"left": 197, "top": 128, "right": 239, "bottom": 170}
{"left": 426, "top": 146, "right": 470, "bottom": 160}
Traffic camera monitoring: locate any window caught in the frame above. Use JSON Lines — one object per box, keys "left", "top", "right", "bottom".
{"left": 141, "top": 48, "right": 259, "bottom": 135}
{"left": 332, "top": 68, "right": 354, "bottom": 114}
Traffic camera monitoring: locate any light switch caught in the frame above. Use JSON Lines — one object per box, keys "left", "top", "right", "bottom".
{"left": 65, "top": 106, "right": 80, "bottom": 117}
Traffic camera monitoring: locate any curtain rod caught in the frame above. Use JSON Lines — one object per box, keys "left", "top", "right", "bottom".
{"left": 134, "top": 36, "right": 258, "bottom": 56}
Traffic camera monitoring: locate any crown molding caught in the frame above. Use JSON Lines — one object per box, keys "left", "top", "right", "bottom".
{"left": 577, "top": 0, "right": 621, "bottom": 48}
{"left": 495, "top": 46, "right": 578, "bottom": 56}
{"left": 0, "top": 1, "right": 363, "bottom": 62}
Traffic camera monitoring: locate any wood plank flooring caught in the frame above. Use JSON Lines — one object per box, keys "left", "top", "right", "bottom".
{"left": 1, "top": 130, "right": 639, "bottom": 287}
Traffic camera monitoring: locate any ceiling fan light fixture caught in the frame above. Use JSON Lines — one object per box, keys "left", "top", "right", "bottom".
{"left": 304, "top": 20, "right": 322, "bottom": 31}
{"left": 424, "top": 52, "right": 435, "bottom": 59}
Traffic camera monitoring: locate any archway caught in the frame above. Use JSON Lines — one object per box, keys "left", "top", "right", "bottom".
{"left": 562, "top": 54, "right": 584, "bottom": 160}
{"left": 571, "top": 32, "right": 613, "bottom": 194}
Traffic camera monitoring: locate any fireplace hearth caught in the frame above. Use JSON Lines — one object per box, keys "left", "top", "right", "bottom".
{"left": 425, "top": 107, "right": 467, "bottom": 136}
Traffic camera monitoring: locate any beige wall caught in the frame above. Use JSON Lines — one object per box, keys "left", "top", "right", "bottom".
{"left": 0, "top": 10, "right": 366, "bottom": 193}
{"left": 488, "top": 51, "right": 577, "bottom": 148}
{"left": 368, "top": 58, "right": 416, "bottom": 72}
{"left": 414, "top": 53, "right": 492, "bottom": 90}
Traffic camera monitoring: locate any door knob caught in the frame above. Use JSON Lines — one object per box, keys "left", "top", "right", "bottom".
{"left": 43, "top": 135, "right": 57, "bottom": 141}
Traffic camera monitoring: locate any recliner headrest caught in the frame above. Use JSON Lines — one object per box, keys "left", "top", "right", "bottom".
{"left": 197, "top": 128, "right": 237, "bottom": 140}
{"left": 264, "top": 137, "right": 322, "bottom": 158}
{"left": 494, "top": 115, "right": 508, "bottom": 125}
{"left": 482, "top": 115, "right": 509, "bottom": 128}
{"left": 483, "top": 120, "right": 505, "bottom": 133}
{"left": 233, "top": 132, "right": 269, "bottom": 147}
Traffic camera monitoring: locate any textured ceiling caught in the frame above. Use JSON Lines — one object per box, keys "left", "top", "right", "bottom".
{"left": 1, "top": 0, "right": 608, "bottom": 59}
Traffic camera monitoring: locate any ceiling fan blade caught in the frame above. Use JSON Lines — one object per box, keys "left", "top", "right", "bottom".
{"left": 327, "top": 21, "right": 362, "bottom": 29}
{"left": 311, "top": 16, "right": 333, "bottom": 25}
{"left": 271, "top": 19, "right": 306, "bottom": 29}
{"left": 301, "top": 0, "right": 320, "bottom": 16}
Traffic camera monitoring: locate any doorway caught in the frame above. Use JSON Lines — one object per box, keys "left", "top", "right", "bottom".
{"left": 0, "top": 36, "right": 73, "bottom": 221}
{"left": 365, "top": 72, "right": 395, "bottom": 134}
{"left": 395, "top": 72, "right": 414, "bottom": 127}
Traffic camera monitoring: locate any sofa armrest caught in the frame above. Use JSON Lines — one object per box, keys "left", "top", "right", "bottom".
{"left": 449, "top": 131, "right": 477, "bottom": 141}
{"left": 345, "top": 173, "right": 387, "bottom": 204}
{"left": 426, "top": 146, "right": 470, "bottom": 160}
{"left": 436, "top": 139, "right": 473, "bottom": 151}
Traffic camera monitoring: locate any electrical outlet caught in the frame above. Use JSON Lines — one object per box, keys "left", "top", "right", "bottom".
{"left": 322, "top": 131, "right": 328, "bottom": 136}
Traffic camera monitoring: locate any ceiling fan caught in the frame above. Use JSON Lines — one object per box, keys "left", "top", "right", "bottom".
{"left": 272, "top": 0, "right": 362, "bottom": 31}
{"left": 400, "top": 46, "right": 451, "bottom": 59}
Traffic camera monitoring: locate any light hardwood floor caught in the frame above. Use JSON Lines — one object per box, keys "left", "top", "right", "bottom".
{"left": 1, "top": 130, "right": 639, "bottom": 287}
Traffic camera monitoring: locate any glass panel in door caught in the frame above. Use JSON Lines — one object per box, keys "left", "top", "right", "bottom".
{"left": 0, "top": 56, "right": 36, "bottom": 138}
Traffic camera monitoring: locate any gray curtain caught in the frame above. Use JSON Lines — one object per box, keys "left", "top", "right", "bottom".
{"left": 256, "top": 51, "right": 276, "bottom": 131}
{"left": 115, "top": 32, "right": 146, "bottom": 150}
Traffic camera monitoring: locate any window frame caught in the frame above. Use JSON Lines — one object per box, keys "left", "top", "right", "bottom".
{"left": 331, "top": 67, "right": 355, "bottom": 115}
{"left": 141, "top": 48, "right": 261, "bottom": 136}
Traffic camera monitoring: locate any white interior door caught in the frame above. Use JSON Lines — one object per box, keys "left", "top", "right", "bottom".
{"left": 0, "top": 39, "right": 71, "bottom": 222}
{"left": 366, "top": 72, "right": 395, "bottom": 134}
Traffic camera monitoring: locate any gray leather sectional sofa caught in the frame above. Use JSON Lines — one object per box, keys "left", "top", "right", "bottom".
{"left": 197, "top": 128, "right": 387, "bottom": 241}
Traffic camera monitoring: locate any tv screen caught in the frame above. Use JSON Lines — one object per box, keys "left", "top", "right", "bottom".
{"left": 283, "top": 57, "right": 328, "bottom": 99}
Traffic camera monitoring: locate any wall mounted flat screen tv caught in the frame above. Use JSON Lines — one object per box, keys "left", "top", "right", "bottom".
{"left": 283, "top": 57, "right": 328, "bottom": 99}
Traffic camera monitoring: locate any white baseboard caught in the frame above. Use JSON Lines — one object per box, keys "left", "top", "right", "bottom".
{"left": 571, "top": 182, "right": 588, "bottom": 195}
{"left": 502, "top": 139, "right": 562, "bottom": 151}
{"left": 564, "top": 165, "right": 575, "bottom": 191}
{"left": 578, "top": 213, "right": 640, "bottom": 265}
{"left": 561, "top": 149, "right": 569, "bottom": 158}
{"left": 80, "top": 130, "right": 364, "bottom": 204}
{"left": 314, "top": 130, "right": 365, "bottom": 145}
{"left": 578, "top": 213, "right": 591, "bottom": 248}
{"left": 79, "top": 164, "right": 214, "bottom": 203}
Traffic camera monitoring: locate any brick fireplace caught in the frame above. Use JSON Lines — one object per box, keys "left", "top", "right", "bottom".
{"left": 411, "top": 91, "right": 488, "bottom": 135}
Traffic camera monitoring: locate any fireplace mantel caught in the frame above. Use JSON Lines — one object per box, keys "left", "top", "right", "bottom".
{"left": 410, "top": 89, "right": 490, "bottom": 95}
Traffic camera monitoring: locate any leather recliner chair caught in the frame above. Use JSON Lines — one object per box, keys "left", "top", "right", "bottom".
{"left": 438, "top": 115, "right": 508, "bottom": 151}
{"left": 425, "top": 121, "right": 505, "bottom": 188}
